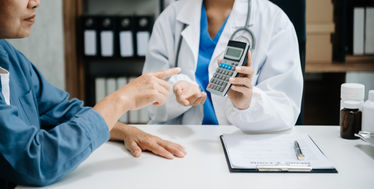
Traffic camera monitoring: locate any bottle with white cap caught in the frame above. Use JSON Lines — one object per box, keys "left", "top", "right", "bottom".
{"left": 340, "top": 83, "right": 365, "bottom": 110}
{"left": 340, "top": 100, "right": 362, "bottom": 139}
{"left": 362, "top": 90, "right": 374, "bottom": 132}
{"left": 340, "top": 83, "right": 365, "bottom": 126}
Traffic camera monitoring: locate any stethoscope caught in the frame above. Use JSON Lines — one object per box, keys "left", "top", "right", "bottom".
{"left": 175, "top": 0, "right": 255, "bottom": 67}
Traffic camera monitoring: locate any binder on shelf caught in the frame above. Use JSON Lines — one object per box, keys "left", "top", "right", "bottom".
{"left": 118, "top": 16, "right": 135, "bottom": 58}
{"left": 117, "top": 77, "right": 129, "bottom": 123}
{"left": 134, "top": 15, "right": 154, "bottom": 57}
{"left": 82, "top": 15, "right": 99, "bottom": 57}
{"left": 106, "top": 78, "right": 117, "bottom": 96}
{"left": 95, "top": 77, "right": 106, "bottom": 104}
{"left": 365, "top": 7, "right": 374, "bottom": 54}
{"left": 353, "top": 7, "right": 365, "bottom": 55}
{"left": 99, "top": 16, "right": 117, "bottom": 57}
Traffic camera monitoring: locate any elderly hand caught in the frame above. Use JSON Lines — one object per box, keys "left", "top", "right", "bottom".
{"left": 94, "top": 68, "right": 181, "bottom": 131}
{"left": 226, "top": 51, "right": 254, "bottom": 110}
{"left": 118, "top": 67, "right": 181, "bottom": 110}
{"left": 173, "top": 81, "right": 207, "bottom": 106}
{"left": 110, "top": 123, "right": 186, "bottom": 159}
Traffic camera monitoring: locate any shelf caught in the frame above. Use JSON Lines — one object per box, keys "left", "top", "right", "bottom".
{"left": 306, "top": 56, "right": 374, "bottom": 73}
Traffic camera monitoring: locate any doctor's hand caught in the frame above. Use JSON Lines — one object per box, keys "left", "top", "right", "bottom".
{"left": 110, "top": 123, "right": 186, "bottom": 159}
{"left": 118, "top": 67, "right": 181, "bottom": 110}
{"left": 226, "top": 52, "right": 254, "bottom": 110}
{"left": 173, "top": 81, "right": 207, "bottom": 106}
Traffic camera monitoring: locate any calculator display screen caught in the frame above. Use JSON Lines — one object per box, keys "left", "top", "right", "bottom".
{"left": 226, "top": 47, "right": 243, "bottom": 60}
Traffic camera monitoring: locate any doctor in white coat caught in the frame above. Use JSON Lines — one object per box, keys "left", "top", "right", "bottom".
{"left": 143, "top": 0, "right": 303, "bottom": 132}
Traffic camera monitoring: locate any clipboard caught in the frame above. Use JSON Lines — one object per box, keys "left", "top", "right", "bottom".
{"left": 220, "top": 133, "right": 338, "bottom": 173}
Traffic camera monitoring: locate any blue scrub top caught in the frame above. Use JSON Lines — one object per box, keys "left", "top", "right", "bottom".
{"left": 0, "top": 40, "right": 109, "bottom": 187}
{"left": 195, "top": 4, "right": 229, "bottom": 125}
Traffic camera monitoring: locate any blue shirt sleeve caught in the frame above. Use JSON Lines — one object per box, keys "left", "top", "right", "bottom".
{"left": 0, "top": 40, "right": 110, "bottom": 186}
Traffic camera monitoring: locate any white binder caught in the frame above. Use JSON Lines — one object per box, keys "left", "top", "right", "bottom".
{"left": 84, "top": 30, "right": 97, "bottom": 56}
{"left": 353, "top": 7, "right": 365, "bottom": 55}
{"left": 95, "top": 77, "right": 106, "bottom": 103}
{"left": 120, "top": 31, "right": 134, "bottom": 57}
{"left": 101, "top": 31, "right": 114, "bottom": 57}
{"left": 106, "top": 78, "right": 117, "bottom": 96}
{"left": 136, "top": 32, "right": 150, "bottom": 56}
{"left": 365, "top": 7, "right": 374, "bottom": 54}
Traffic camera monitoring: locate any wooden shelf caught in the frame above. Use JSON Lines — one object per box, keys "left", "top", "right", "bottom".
{"left": 306, "top": 56, "right": 374, "bottom": 73}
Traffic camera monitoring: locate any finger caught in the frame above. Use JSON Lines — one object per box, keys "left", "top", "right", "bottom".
{"left": 235, "top": 66, "right": 254, "bottom": 78}
{"left": 198, "top": 92, "right": 207, "bottom": 105}
{"left": 157, "top": 87, "right": 169, "bottom": 100}
{"left": 229, "top": 77, "right": 252, "bottom": 88}
{"left": 230, "top": 85, "right": 252, "bottom": 95}
{"left": 152, "top": 67, "right": 181, "bottom": 79}
{"left": 192, "top": 92, "right": 206, "bottom": 106}
{"left": 158, "top": 141, "right": 186, "bottom": 158}
{"left": 173, "top": 85, "right": 183, "bottom": 96}
{"left": 157, "top": 79, "right": 171, "bottom": 91}
{"left": 125, "top": 141, "right": 142, "bottom": 158}
{"left": 190, "top": 97, "right": 202, "bottom": 106}
{"left": 217, "top": 58, "right": 223, "bottom": 65}
{"left": 154, "top": 82, "right": 169, "bottom": 97}
{"left": 176, "top": 94, "right": 190, "bottom": 106}
{"left": 187, "top": 93, "right": 202, "bottom": 106}
{"left": 143, "top": 141, "right": 174, "bottom": 159}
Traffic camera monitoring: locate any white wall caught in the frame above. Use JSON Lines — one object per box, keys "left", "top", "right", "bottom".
{"left": 8, "top": 0, "right": 65, "bottom": 90}
{"left": 346, "top": 72, "right": 374, "bottom": 100}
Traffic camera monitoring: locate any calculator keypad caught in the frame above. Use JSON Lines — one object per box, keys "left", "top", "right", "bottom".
{"left": 207, "top": 60, "right": 240, "bottom": 95}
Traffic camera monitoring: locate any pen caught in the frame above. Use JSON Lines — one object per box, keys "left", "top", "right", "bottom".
{"left": 294, "top": 140, "right": 305, "bottom": 161}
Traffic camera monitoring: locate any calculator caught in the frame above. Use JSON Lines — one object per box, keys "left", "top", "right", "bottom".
{"left": 207, "top": 40, "right": 250, "bottom": 96}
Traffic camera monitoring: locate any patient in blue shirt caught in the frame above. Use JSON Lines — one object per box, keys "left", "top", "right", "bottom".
{"left": 0, "top": 0, "right": 186, "bottom": 188}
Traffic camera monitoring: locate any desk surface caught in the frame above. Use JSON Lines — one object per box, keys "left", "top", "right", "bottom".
{"left": 18, "top": 125, "right": 374, "bottom": 189}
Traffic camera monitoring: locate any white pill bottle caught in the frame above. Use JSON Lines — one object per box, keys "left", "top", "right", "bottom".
{"left": 362, "top": 90, "right": 374, "bottom": 132}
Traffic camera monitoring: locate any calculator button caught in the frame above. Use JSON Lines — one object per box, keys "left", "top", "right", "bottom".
{"left": 208, "top": 83, "right": 212, "bottom": 88}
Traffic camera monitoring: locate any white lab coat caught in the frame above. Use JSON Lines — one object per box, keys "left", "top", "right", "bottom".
{"left": 142, "top": 0, "right": 303, "bottom": 132}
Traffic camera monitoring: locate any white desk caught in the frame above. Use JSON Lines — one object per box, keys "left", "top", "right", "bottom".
{"left": 18, "top": 125, "right": 374, "bottom": 189}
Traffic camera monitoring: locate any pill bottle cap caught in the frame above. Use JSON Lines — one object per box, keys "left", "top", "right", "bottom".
{"left": 342, "top": 100, "right": 361, "bottom": 110}
{"left": 341, "top": 83, "right": 365, "bottom": 101}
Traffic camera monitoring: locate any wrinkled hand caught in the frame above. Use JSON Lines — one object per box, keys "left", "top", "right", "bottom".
{"left": 173, "top": 81, "right": 207, "bottom": 106}
{"left": 121, "top": 126, "right": 186, "bottom": 159}
{"left": 117, "top": 68, "right": 181, "bottom": 110}
{"left": 226, "top": 51, "right": 254, "bottom": 110}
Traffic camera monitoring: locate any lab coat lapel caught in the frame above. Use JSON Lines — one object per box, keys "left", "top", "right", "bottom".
{"left": 176, "top": 0, "right": 203, "bottom": 66}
